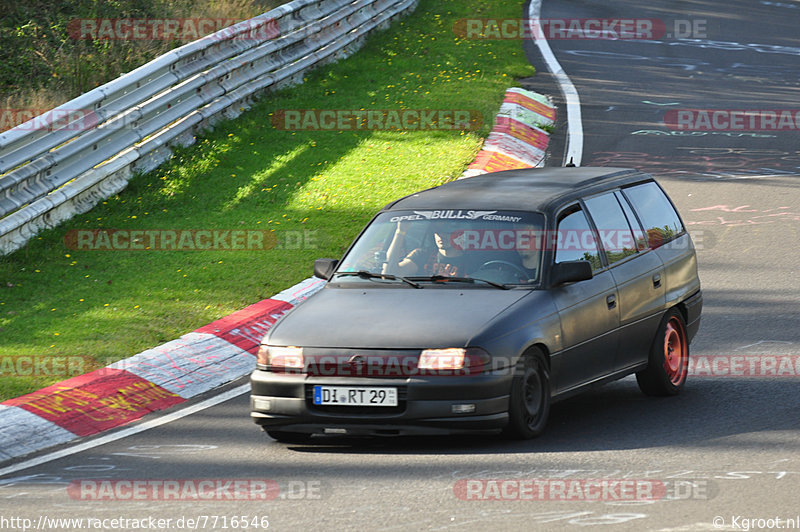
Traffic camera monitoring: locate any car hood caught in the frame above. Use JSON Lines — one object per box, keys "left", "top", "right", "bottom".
{"left": 266, "top": 286, "right": 530, "bottom": 349}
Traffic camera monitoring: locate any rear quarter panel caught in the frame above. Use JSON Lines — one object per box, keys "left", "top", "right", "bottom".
{"left": 654, "top": 233, "right": 702, "bottom": 308}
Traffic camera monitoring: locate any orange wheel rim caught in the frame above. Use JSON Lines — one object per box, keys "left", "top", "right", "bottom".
{"left": 663, "top": 317, "right": 687, "bottom": 385}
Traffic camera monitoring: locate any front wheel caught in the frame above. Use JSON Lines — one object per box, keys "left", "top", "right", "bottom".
{"left": 504, "top": 348, "right": 551, "bottom": 439}
{"left": 636, "top": 308, "right": 689, "bottom": 396}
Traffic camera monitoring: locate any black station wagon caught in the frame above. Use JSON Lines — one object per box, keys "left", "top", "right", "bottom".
{"left": 250, "top": 167, "right": 702, "bottom": 441}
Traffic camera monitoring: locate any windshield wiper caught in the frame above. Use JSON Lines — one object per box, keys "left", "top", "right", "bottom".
{"left": 407, "top": 275, "right": 509, "bottom": 290}
{"left": 335, "top": 270, "right": 421, "bottom": 288}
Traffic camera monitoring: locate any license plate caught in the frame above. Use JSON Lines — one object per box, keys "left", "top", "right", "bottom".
{"left": 313, "top": 386, "right": 398, "bottom": 406}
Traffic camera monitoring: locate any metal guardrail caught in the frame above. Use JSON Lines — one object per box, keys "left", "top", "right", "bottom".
{"left": 0, "top": 0, "right": 417, "bottom": 255}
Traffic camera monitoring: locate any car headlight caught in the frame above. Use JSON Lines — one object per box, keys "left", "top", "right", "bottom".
{"left": 257, "top": 345, "right": 304, "bottom": 371}
{"left": 417, "top": 347, "right": 492, "bottom": 374}
{"left": 418, "top": 348, "right": 466, "bottom": 370}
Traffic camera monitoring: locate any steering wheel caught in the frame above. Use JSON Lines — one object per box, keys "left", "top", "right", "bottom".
{"left": 476, "top": 260, "right": 529, "bottom": 280}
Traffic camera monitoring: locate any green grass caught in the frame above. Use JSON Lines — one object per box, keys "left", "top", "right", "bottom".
{"left": 0, "top": 0, "right": 534, "bottom": 400}
{"left": 0, "top": 0, "right": 286, "bottom": 113}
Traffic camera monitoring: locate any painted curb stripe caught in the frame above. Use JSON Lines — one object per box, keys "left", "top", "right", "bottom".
{"left": 482, "top": 131, "right": 547, "bottom": 167}
{"left": 468, "top": 150, "right": 533, "bottom": 173}
{"left": 0, "top": 277, "right": 324, "bottom": 461}
{"left": 463, "top": 87, "right": 554, "bottom": 177}
{"left": 506, "top": 87, "right": 552, "bottom": 105}
{"left": 497, "top": 102, "right": 554, "bottom": 131}
{"left": 0, "top": 406, "right": 76, "bottom": 461}
{"left": 3, "top": 368, "right": 184, "bottom": 437}
{"left": 502, "top": 91, "right": 556, "bottom": 122}
{"left": 195, "top": 298, "right": 295, "bottom": 354}
{"left": 493, "top": 117, "right": 550, "bottom": 150}
{"left": 271, "top": 276, "right": 326, "bottom": 306}
{"left": 109, "top": 332, "right": 254, "bottom": 399}
{"left": 0, "top": 384, "right": 250, "bottom": 479}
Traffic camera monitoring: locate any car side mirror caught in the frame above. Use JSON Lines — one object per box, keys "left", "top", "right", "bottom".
{"left": 551, "top": 260, "right": 593, "bottom": 285}
{"left": 313, "top": 258, "right": 339, "bottom": 280}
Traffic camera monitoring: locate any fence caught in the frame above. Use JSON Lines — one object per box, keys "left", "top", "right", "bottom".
{"left": 0, "top": 0, "right": 417, "bottom": 255}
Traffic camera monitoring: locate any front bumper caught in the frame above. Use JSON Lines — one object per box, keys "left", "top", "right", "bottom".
{"left": 249, "top": 369, "right": 513, "bottom": 436}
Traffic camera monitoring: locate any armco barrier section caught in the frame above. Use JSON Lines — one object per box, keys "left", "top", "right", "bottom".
{"left": 0, "top": 278, "right": 325, "bottom": 461}
{"left": 462, "top": 87, "right": 554, "bottom": 178}
{"left": 0, "top": 0, "right": 418, "bottom": 255}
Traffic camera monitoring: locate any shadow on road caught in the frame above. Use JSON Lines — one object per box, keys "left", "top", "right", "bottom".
{"left": 279, "top": 377, "right": 800, "bottom": 455}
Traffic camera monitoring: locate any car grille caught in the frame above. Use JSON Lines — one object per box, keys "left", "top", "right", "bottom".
{"left": 303, "top": 349, "right": 422, "bottom": 379}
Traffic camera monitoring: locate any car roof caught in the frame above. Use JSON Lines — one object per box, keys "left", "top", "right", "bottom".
{"left": 384, "top": 167, "right": 649, "bottom": 212}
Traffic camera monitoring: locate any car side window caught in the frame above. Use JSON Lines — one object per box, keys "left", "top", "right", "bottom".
{"left": 614, "top": 190, "right": 647, "bottom": 251}
{"left": 555, "top": 206, "right": 603, "bottom": 270}
{"left": 584, "top": 192, "right": 638, "bottom": 265}
{"left": 622, "top": 181, "right": 685, "bottom": 248}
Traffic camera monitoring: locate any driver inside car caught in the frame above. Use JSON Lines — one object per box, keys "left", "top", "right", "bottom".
{"left": 382, "top": 220, "right": 466, "bottom": 277}
{"left": 515, "top": 224, "right": 542, "bottom": 281}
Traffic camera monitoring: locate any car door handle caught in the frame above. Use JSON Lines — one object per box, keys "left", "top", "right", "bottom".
{"left": 606, "top": 294, "right": 616, "bottom": 309}
{"left": 652, "top": 273, "right": 662, "bottom": 288}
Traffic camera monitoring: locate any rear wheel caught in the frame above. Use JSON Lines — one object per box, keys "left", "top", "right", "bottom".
{"left": 636, "top": 308, "right": 689, "bottom": 396}
{"left": 504, "top": 348, "right": 550, "bottom": 439}
{"left": 265, "top": 429, "right": 313, "bottom": 444}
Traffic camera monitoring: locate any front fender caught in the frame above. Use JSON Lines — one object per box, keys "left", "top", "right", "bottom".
{"left": 468, "top": 291, "right": 562, "bottom": 371}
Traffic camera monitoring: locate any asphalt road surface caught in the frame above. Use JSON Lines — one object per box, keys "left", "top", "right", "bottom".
{"left": 2, "top": 1, "right": 799, "bottom": 530}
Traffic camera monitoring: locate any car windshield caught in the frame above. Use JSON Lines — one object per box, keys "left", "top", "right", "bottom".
{"left": 335, "top": 209, "right": 546, "bottom": 286}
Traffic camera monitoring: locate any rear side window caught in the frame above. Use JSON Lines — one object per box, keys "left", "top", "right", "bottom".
{"left": 622, "top": 182, "right": 684, "bottom": 248}
{"left": 583, "top": 193, "right": 638, "bottom": 265}
{"left": 614, "top": 190, "right": 647, "bottom": 251}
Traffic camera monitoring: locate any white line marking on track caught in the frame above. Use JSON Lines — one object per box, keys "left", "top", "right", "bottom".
{"left": 528, "top": 0, "right": 583, "bottom": 166}
{"left": 0, "top": 384, "right": 249, "bottom": 478}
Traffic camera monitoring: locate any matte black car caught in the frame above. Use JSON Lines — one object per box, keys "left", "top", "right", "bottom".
{"left": 250, "top": 167, "right": 702, "bottom": 441}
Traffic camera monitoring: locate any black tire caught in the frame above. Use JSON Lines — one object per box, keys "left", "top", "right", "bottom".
{"left": 636, "top": 308, "right": 689, "bottom": 396}
{"left": 265, "top": 430, "right": 313, "bottom": 444}
{"left": 504, "top": 348, "right": 551, "bottom": 439}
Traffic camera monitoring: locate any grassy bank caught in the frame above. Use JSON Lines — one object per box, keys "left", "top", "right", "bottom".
{"left": 0, "top": 0, "right": 534, "bottom": 400}
{"left": 0, "top": 0, "right": 283, "bottom": 120}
